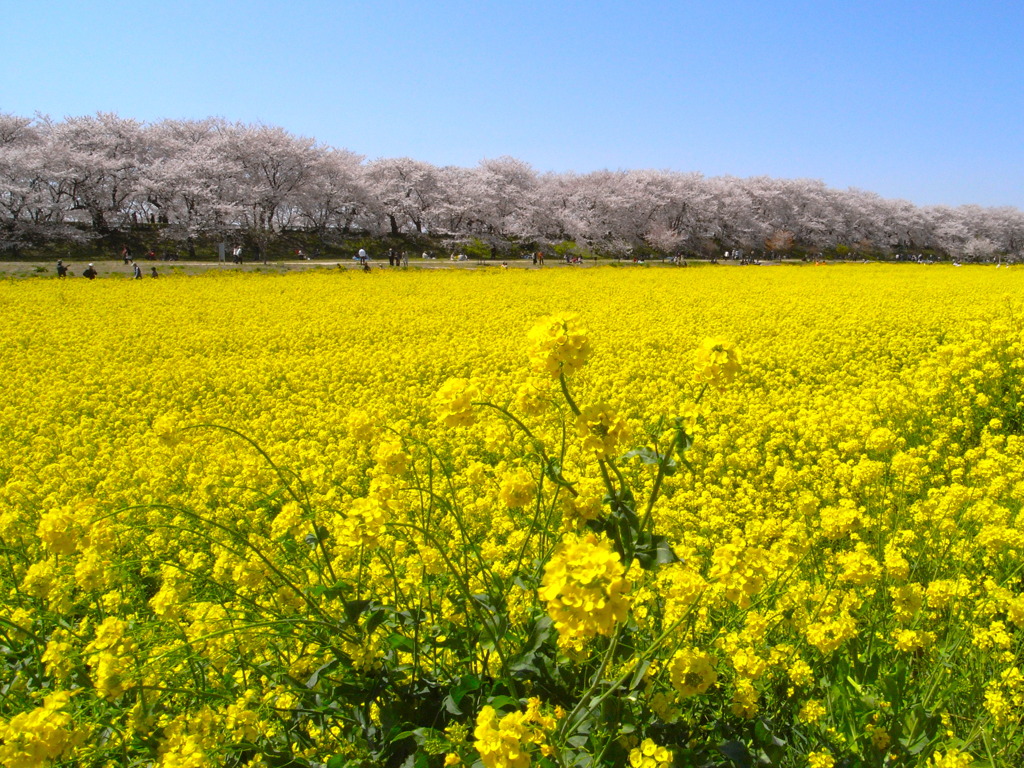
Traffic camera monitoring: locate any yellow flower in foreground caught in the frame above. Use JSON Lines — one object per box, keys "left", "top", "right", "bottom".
{"left": 499, "top": 467, "right": 537, "bottom": 508}
{"left": 527, "top": 312, "right": 592, "bottom": 378}
{"left": 473, "top": 699, "right": 554, "bottom": 768}
{"left": 668, "top": 647, "right": 717, "bottom": 697}
{"left": 37, "top": 507, "right": 81, "bottom": 556}
{"left": 928, "top": 748, "right": 974, "bottom": 768}
{"left": 0, "top": 691, "right": 84, "bottom": 768}
{"left": 539, "top": 533, "right": 630, "bottom": 649}
{"left": 435, "top": 377, "right": 481, "bottom": 427}
{"left": 629, "top": 737, "right": 673, "bottom": 767}
{"left": 694, "top": 337, "right": 741, "bottom": 389}
{"left": 577, "top": 402, "right": 630, "bottom": 458}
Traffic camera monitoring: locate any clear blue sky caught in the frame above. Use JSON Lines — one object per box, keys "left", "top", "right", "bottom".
{"left": 4, "top": 0, "right": 1022, "bottom": 207}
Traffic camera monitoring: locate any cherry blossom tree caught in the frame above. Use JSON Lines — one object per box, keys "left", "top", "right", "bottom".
{"left": 295, "top": 148, "right": 368, "bottom": 241}
{"left": 140, "top": 118, "right": 241, "bottom": 253}
{"left": 40, "top": 113, "right": 146, "bottom": 233}
{"left": 219, "top": 122, "right": 322, "bottom": 234}
{"left": 2, "top": 109, "right": 1022, "bottom": 263}
{"left": 363, "top": 157, "right": 442, "bottom": 235}
{"left": 0, "top": 114, "right": 47, "bottom": 248}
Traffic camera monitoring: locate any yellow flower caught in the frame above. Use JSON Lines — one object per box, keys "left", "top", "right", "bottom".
{"left": 928, "top": 748, "right": 974, "bottom": 768}
{"left": 668, "top": 648, "right": 717, "bottom": 697}
{"left": 36, "top": 507, "right": 82, "bottom": 555}
{"left": 628, "top": 737, "right": 673, "bottom": 767}
{"left": 798, "top": 699, "right": 826, "bottom": 724}
{"left": 374, "top": 437, "right": 409, "bottom": 476}
{"left": 472, "top": 700, "right": 554, "bottom": 768}
{"left": 435, "top": 377, "right": 481, "bottom": 427}
{"left": 334, "top": 496, "right": 389, "bottom": 548}
{"left": 539, "top": 533, "right": 630, "bottom": 649}
{"left": 84, "top": 616, "right": 138, "bottom": 700}
{"left": 0, "top": 691, "right": 84, "bottom": 768}
{"left": 499, "top": 467, "right": 537, "bottom": 508}
{"left": 527, "top": 312, "right": 592, "bottom": 378}
{"left": 577, "top": 402, "right": 630, "bottom": 458}
{"left": 694, "top": 337, "right": 741, "bottom": 389}
{"left": 708, "top": 536, "right": 770, "bottom": 608}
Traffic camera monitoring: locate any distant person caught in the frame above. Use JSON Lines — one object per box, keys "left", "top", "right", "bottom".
{"left": 232, "top": 245, "right": 243, "bottom": 264}
{"left": 133, "top": 262, "right": 142, "bottom": 279}
{"left": 83, "top": 263, "right": 98, "bottom": 280}
{"left": 121, "top": 245, "right": 131, "bottom": 265}
{"left": 56, "top": 260, "right": 68, "bottom": 277}
{"left": 150, "top": 266, "right": 158, "bottom": 278}
{"left": 358, "top": 248, "right": 367, "bottom": 264}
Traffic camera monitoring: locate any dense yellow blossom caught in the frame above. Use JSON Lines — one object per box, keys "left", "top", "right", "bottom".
{"left": 1, "top": 265, "right": 1020, "bottom": 767}
{"left": 576, "top": 402, "right": 631, "bottom": 458}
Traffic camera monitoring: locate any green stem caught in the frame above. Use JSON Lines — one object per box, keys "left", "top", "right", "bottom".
{"left": 559, "top": 372, "right": 582, "bottom": 417}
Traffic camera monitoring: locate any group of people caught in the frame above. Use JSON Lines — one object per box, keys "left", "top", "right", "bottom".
{"left": 56, "top": 259, "right": 158, "bottom": 279}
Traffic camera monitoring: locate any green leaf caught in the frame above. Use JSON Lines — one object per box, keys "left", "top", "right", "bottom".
{"left": 344, "top": 599, "right": 372, "bottom": 624}
{"left": 304, "top": 659, "right": 338, "bottom": 689}
{"left": 443, "top": 694, "right": 464, "bottom": 716}
{"left": 718, "top": 740, "right": 753, "bottom": 768}
{"left": 628, "top": 659, "right": 652, "bottom": 691}
{"left": 633, "top": 533, "right": 681, "bottom": 569}
{"left": 387, "top": 633, "right": 416, "bottom": 652}
{"left": 623, "top": 447, "right": 663, "bottom": 465}
{"left": 486, "top": 695, "right": 520, "bottom": 711}
{"left": 445, "top": 673, "right": 482, "bottom": 713}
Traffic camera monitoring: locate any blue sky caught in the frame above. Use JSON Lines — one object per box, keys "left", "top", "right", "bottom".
{"left": 4, "top": 0, "right": 1022, "bottom": 207}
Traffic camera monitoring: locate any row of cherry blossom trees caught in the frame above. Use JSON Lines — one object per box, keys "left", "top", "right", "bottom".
{"left": 2, "top": 112, "right": 1022, "bottom": 259}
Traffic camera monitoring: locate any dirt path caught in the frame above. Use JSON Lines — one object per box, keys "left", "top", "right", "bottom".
{"left": 0, "top": 257, "right": 742, "bottom": 278}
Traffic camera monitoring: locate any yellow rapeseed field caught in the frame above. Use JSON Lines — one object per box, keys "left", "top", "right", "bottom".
{"left": 1, "top": 264, "right": 1022, "bottom": 768}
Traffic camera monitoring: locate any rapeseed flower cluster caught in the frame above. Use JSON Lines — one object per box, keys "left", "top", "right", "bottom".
{"left": 526, "top": 312, "right": 591, "bottom": 378}
{"left": 693, "top": 337, "right": 741, "bottom": 390}
{"left": 668, "top": 647, "right": 717, "bottom": 697}
{"left": 0, "top": 691, "right": 83, "bottom": 768}
{"left": 539, "top": 533, "right": 631, "bottom": 649}
{"left": 472, "top": 698, "right": 556, "bottom": 768}
{"left": 576, "top": 402, "right": 631, "bottom": 458}
{"left": 628, "top": 737, "right": 673, "bottom": 767}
